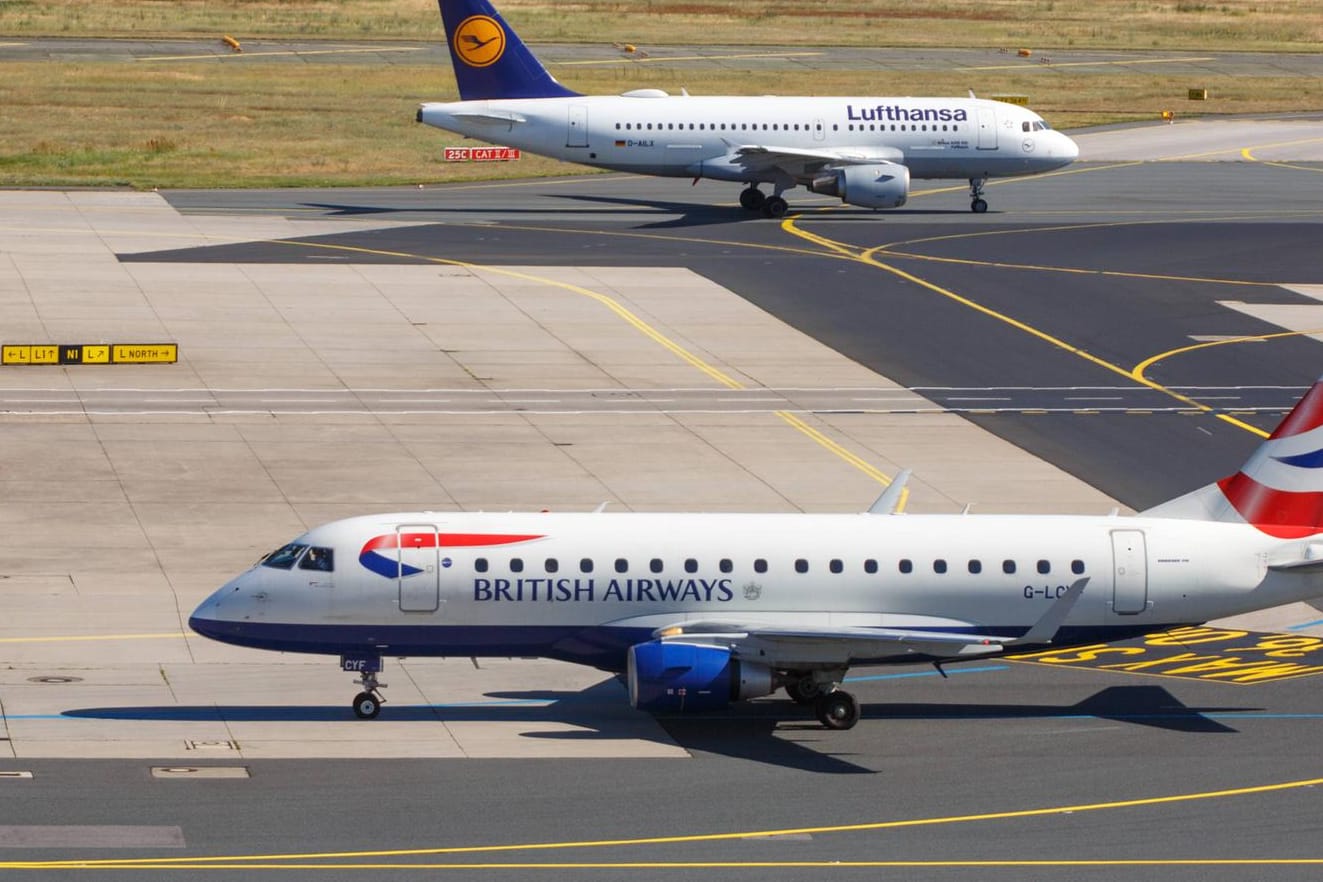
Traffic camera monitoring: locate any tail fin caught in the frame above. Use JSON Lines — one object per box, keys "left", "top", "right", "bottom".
{"left": 1144, "top": 375, "right": 1323, "bottom": 537}
{"left": 437, "top": 0, "right": 581, "bottom": 100}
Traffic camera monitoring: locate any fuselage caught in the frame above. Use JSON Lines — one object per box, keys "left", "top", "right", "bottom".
{"left": 417, "top": 94, "right": 1078, "bottom": 183}
{"left": 190, "top": 510, "right": 1320, "bottom": 672}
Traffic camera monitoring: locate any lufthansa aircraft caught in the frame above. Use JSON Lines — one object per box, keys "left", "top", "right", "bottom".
{"left": 192, "top": 377, "right": 1323, "bottom": 730}
{"left": 415, "top": 0, "right": 1079, "bottom": 217}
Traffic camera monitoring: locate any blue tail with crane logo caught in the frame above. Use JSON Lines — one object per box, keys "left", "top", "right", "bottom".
{"left": 437, "top": 0, "right": 581, "bottom": 100}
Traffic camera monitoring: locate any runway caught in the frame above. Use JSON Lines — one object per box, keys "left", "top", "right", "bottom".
{"left": 3, "top": 118, "right": 1323, "bottom": 879}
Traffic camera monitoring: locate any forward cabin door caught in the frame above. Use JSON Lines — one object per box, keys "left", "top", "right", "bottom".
{"left": 976, "top": 107, "right": 998, "bottom": 150}
{"left": 397, "top": 524, "right": 441, "bottom": 613}
{"left": 1110, "top": 529, "right": 1148, "bottom": 615}
{"left": 567, "top": 105, "right": 589, "bottom": 148}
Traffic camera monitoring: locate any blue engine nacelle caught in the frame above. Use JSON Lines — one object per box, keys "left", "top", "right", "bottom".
{"left": 627, "top": 641, "right": 775, "bottom": 713}
{"left": 808, "top": 162, "right": 910, "bottom": 209}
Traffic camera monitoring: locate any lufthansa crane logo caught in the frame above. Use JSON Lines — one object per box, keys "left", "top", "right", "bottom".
{"left": 453, "top": 15, "right": 506, "bottom": 68}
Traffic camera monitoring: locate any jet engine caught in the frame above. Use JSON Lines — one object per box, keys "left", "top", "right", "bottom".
{"left": 627, "top": 641, "right": 774, "bottom": 713}
{"left": 808, "top": 162, "right": 910, "bottom": 209}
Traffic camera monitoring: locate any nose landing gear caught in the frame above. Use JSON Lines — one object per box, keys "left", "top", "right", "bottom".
{"left": 969, "top": 175, "right": 989, "bottom": 213}
{"left": 352, "top": 670, "right": 388, "bottom": 719}
{"left": 343, "top": 655, "right": 387, "bottom": 719}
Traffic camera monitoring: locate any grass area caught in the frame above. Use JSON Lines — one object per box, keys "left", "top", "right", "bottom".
{"left": 2, "top": 0, "right": 1323, "bottom": 51}
{"left": 1, "top": 60, "right": 1319, "bottom": 189}
{"left": 2, "top": 1, "right": 1321, "bottom": 188}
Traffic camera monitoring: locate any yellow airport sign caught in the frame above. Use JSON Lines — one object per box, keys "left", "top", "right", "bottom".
{"left": 1, "top": 343, "right": 177, "bottom": 366}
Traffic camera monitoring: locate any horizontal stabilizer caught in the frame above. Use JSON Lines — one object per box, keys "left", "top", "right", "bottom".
{"left": 449, "top": 109, "right": 528, "bottom": 126}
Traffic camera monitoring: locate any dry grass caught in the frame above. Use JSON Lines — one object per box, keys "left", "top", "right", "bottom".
{"left": 2, "top": 59, "right": 1319, "bottom": 189}
{"left": 2, "top": 0, "right": 1322, "bottom": 51}
{"left": 2, "top": 0, "right": 1321, "bottom": 188}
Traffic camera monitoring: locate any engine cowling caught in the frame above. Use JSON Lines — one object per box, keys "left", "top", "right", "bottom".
{"left": 809, "top": 162, "right": 910, "bottom": 209}
{"left": 627, "top": 641, "right": 774, "bottom": 713}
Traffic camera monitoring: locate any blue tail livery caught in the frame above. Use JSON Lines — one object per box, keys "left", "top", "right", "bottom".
{"left": 438, "top": 0, "right": 580, "bottom": 100}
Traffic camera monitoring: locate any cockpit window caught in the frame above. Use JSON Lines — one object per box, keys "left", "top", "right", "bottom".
{"left": 299, "top": 547, "right": 335, "bottom": 572}
{"left": 261, "top": 543, "right": 308, "bottom": 570}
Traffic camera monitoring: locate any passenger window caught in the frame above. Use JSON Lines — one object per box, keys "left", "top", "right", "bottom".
{"left": 1003, "top": 560, "right": 1016, "bottom": 574}
{"left": 545, "top": 558, "right": 558, "bottom": 574}
{"left": 1037, "top": 560, "right": 1051, "bottom": 575}
{"left": 864, "top": 559, "right": 878, "bottom": 574}
{"left": 795, "top": 559, "right": 809, "bottom": 574}
{"left": 684, "top": 558, "right": 698, "bottom": 574}
{"left": 829, "top": 559, "right": 843, "bottom": 574}
{"left": 475, "top": 557, "right": 489, "bottom": 573}
{"left": 261, "top": 543, "right": 307, "bottom": 570}
{"left": 968, "top": 559, "right": 981, "bottom": 574}
{"left": 650, "top": 558, "right": 663, "bottom": 574}
{"left": 934, "top": 559, "right": 948, "bottom": 574}
{"left": 719, "top": 558, "right": 733, "bottom": 573}
{"left": 299, "top": 547, "right": 334, "bottom": 572}
{"left": 899, "top": 559, "right": 913, "bottom": 574}
{"left": 580, "top": 558, "right": 594, "bottom": 573}
{"left": 615, "top": 558, "right": 628, "bottom": 574}
{"left": 754, "top": 558, "right": 768, "bottom": 574}
{"left": 1071, "top": 559, "right": 1085, "bottom": 575}
{"left": 510, "top": 558, "right": 524, "bottom": 573}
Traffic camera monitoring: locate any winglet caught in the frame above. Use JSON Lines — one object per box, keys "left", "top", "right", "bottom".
{"left": 867, "top": 469, "right": 912, "bottom": 514}
{"left": 1014, "top": 577, "right": 1088, "bottom": 645}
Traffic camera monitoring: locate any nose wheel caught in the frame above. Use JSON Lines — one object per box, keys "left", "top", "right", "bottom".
{"left": 969, "top": 175, "right": 989, "bottom": 213}
{"left": 351, "top": 671, "right": 387, "bottom": 719}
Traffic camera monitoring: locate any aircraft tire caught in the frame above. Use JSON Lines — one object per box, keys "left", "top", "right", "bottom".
{"left": 761, "top": 196, "right": 788, "bottom": 219}
{"left": 739, "top": 187, "right": 766, "bottom": 210}
{"left": 814, "top": 690, "right": 860, "bottom": 730}
{"left": 352, "top": 691, "right": 382, "bottom": 720}
{"left": 786, "top": 675, "right": 824, "bottom": 705}
{"left": 971, "top": 198, "right": 988, "bottom": 213}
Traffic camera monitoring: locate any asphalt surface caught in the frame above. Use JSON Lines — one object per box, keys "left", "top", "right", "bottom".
{"left": 137, "top": 153, "right": 1323, "bottom": 511}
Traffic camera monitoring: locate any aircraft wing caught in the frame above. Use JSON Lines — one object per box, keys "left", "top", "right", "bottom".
{"left": 727, "top": 143, "right": 905, "bottom": 178}
{"left": 650, "top": 578, "right": 1088, "bottom": 668}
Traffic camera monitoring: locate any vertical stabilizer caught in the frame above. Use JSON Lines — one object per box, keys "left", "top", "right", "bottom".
{"left": 437, "top": 0, "right": 581, "bottom": 100}
{"left": 1144, "top": 375, "right": 1323, "bottom": 537}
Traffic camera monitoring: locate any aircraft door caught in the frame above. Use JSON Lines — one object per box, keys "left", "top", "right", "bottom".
{"left": 976, "top": 107, "right": 998, "bottom": 150}
{"left": 1110, "top": 529, "right": 1148, "bottom": 615}
{"left": 567, "top": 104, "right": 589, "bottom": 148}
{"left": 813, "top": 118, "right": 826, "bottom": 142}
{"left": 397, "top": 524, "right": 441, "bottom": 613}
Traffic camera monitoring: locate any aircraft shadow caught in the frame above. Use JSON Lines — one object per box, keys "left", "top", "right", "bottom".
{"left": 862, "top": 685, "right": 1252, "bottom": 734}
{"left": 293, "top": 195, "right": 974, "bottom": 231}
{"left": 59, "top": 685, "right": 1241, "bottom": 775}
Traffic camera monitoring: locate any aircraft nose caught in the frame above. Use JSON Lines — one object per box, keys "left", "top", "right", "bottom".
{"left": 188, "top": 572, "right": 261, "bottom": 638}
{"left": 1059, "top": 131, "right": 1080, "bottom": 162}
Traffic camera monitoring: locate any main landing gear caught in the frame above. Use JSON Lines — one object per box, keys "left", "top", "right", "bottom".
{"left": 814, "top": 690, "right": 861, "bottom": 730}
{"left": 784, "top": 670, "right": 861, "bottom": 730}
{"left": 739, "top": 185, "right": 789, "bottom": 219}
{"left": 351, "top": 669, "right": 387, "bottom": 720}
{"left": 969, "top": 175, "right": 989, "bottom": 213}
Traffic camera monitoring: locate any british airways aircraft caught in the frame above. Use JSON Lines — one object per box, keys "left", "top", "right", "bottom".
{"left": 415, "top": 0, "right": 1079, "bottom": 217}
{"left": 192, "top": 377, "right": 1323, "bottom": 730}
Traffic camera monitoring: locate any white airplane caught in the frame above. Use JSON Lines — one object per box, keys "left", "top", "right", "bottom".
{"left": 415, "top": 0, "right": 1079, "bottom": 217}
{"left": 192, "top": 376, "right": 1323, "bottom": 730}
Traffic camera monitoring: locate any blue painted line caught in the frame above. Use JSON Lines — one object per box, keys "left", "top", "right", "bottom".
{"left": 1286, "top": 618, "right": 1323, "bottom": 631}
{"left": 845, "top": 664, "right": 1009, "bottom": 683}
